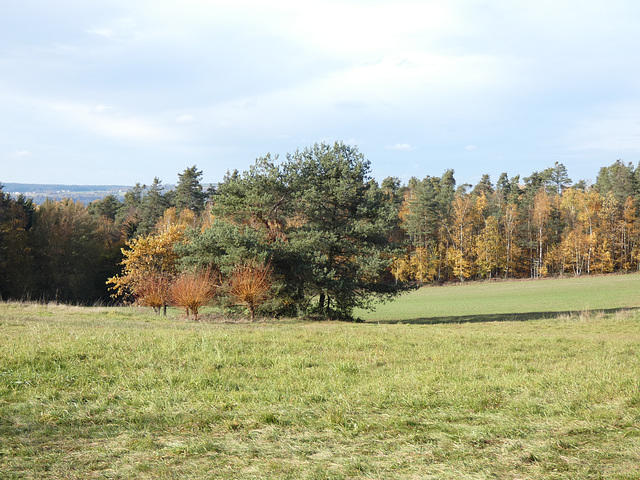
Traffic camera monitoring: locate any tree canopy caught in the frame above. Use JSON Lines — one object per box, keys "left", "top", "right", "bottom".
{"left": 5, "top": 152, "right": 640, "bottom": 319}
{"left": 180, "top": 142, "right": 406, "bottom": 319}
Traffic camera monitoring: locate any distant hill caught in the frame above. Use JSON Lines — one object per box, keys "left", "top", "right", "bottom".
{"left": 1, "top": 182, "right": 216, "bottom": 205}
{"left": 1, "top": 183, "right": 133, "bottom": 204}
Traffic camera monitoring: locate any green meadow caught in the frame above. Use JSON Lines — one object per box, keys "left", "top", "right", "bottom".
{"left": 359, "top": 273, "right": 640, "bottom": 323}
{"left": 1, "top": 275, "right": 640, "bottom": 479}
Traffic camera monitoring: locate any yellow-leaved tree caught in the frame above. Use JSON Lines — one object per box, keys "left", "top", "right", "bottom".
{"left": 502, "top": 203, "right": 520, "bottom": 278}
{"left": 475, "top": 215, "right": 504, "bottom": 279}
{"left": 531, "top": 188, "right": 551, "bottom": 277}
{"left": 447, "top": 194, "right": 476, "bottom": 281}
{"left": 107, "top": 223, "right": 187, "bottom": 309}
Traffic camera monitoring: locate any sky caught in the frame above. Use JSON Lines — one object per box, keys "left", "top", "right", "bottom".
{"left": 2, "top": 0, "right": 640, "bottom": 188}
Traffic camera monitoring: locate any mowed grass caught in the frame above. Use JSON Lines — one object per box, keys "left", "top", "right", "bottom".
{"left": 360, "top": 273, "right": 640, "bottom": 323}
{"left": 0, "top": 276, "right": 639, "bottom": 479}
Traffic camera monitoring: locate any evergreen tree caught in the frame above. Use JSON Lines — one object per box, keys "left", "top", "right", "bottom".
{"left": 116, "top": 183, "right": 145, "bottom": 238}
{"left": 173, "top": 166, "right": 206, "bottom": 214}
{"left": 181, "top": 142, "right": 405, "bottom": 320}
{"left": 0, "top": 188, "right": 35, "bottom": 298}
{"left": 139, "top": 177, "right": 168, "bottom": 234}
{"left": 472, "top": 173, "right": 494, "bottom": 198}
{"left": 285, "top": 143, "right": 402, "bottom": 317}
{"left": 546, "top": 162, "right": 572, "bottom": 195}
{"left": 595, "top": 160, "right": 637, "bottom": 203}
{"left": 88, "top": 194, "right": 122, "bottom": 221}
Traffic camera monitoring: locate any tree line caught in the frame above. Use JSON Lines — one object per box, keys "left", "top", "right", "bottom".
{"left": 0, "top": 166, "right": 210, "bottom": 304}
{"left": 2, "top": 144, "right": 640, "bottom": 318}
{"left": 397, "top": 159, "right": 640, "bottom": 282}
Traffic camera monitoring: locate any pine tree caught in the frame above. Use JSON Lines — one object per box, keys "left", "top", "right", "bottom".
{"left": 138, "top": 177, "right": 168, "bottom": 234}
{"left": 181, "top": 142, "right": 405, "bottom": 320}
{"left": 173, "top": 166, "right": 206, "bottom": 214}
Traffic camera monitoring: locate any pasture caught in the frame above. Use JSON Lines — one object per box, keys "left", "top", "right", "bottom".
{"left": 358, "top": 272, "right": 640, "bottom": 322}
{"left": 1, "top": 274, "right": 640, "bottom": 479}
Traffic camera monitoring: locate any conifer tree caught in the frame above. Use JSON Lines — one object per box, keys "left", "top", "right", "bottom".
{"left": 138, "top": 177, "right": 168, "bottom": 234}
{"left": 173, "top": 166, "right": 206, "bottom": 215}
{"left": 181, "top": 142, "right": 404, "bottom": 320}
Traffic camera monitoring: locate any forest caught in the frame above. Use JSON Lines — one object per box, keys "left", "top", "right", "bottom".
{"left": 2, "top": 142, "right": 640, "bottom": 319}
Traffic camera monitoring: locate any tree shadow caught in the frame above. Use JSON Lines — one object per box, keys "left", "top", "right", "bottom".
{"left": 372, "top": 307, "right": 640, "bottom": 325}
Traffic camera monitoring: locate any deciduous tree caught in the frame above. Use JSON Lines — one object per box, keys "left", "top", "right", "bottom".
{"left": 30, "top": 199, "right": 108, "bottom": 302}
{"left": 0, "top": 189, "right": 35, "bottom": 298}
{"left": 107, "top": 223, "right": 187, "bottom": 301}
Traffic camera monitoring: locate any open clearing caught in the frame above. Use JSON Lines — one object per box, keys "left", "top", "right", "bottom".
{"left": 359, "top": 273, "right": 640, "bottom": 323}
{"left": 1, "top": 275, "right": 640, "bottom": 479}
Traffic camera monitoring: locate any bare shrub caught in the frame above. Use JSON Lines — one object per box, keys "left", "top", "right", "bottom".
{"left": 133, "top": 273, "right": 172, "bottom": 314}
{"left": 614, "top": 308, "right": 633, "bottom": 320}
{"left": 227, "top": 261, "right": 273, "bottom": 322}
{"left": 169, "top": 268, "right": 218, "bottom": 321}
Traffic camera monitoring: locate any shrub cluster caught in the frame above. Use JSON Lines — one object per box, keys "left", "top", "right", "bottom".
{"left": 130, "top": 264, "right": 273, "bottom": 321}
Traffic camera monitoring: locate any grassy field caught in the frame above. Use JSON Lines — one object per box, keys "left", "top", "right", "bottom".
{"left": 359, "top": 272, "right": 640, "bottom": 322}
{"left": 1, "top": 275, "right": 640, "bottom": 479}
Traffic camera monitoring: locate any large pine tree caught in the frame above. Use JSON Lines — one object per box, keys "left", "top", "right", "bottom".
{"left": 181, "top": 142, "right": 406, "bottom": 319}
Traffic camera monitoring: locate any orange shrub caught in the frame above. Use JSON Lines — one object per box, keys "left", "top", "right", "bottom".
{"left": 227, "top": 261, "right": 273, "bottom": 322}
{"left": 169, "top": 268, "right": 218, "bottom": 321}
{"left": 134, "top": 273, "right": 172, "bottom": 314}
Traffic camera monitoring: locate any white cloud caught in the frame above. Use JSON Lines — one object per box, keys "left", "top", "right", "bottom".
{"left": 387, "top": 143, "right": 416, "bottom": 151}
{"left": 4, "top": 0, "right": 640, "bottom": 185}
{"left": 92, "top": 105, "right": 113, "bottom": 114}
{"left": 11, "top": 150, "right": 32, "bottom": 158}
{"left": 288, "top": 1, "right": 451, "bottom": 56}
{"left": 45, "top": 100, "right": 178, "bottom": 142}
{"left": 84, "top": 17, "right": 138, "bottom": 40}
{"left": 175, "top": 114, "right": 195, "bottom": 124}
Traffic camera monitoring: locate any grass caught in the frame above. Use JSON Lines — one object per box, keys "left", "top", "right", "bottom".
{"left": 359, "top": 272, "right": 640, "bottom": 323}
{"left": 1, "top": 275, "right": 640, "bottom": 479}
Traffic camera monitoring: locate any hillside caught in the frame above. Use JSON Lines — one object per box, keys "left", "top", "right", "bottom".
{"left": 2, "top": 183, "right": 132, "bottom": 204}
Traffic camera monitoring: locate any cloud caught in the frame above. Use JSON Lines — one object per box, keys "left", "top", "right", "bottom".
{"left": 287, "top": 1, "right": 451, "bottom": 56}
{"left": 45, "top": 100, "right": 178, "bottom": 143}
{"left": 11, "top": 150, "right": 32, "bottom": 158}
{"left": 92, "top": 105, "right": 113, "bottom": 113}
{"left": 387, "top": 143, "right": 416, "bottom": 151}
{"left": 4, "top": 0, "right": 640, "bottom": 186}
{"left": 84, "top": 17, "right": 138, "bottom": 40}
{"left": 175, "top": 114, "right": 195, "bottom": 124}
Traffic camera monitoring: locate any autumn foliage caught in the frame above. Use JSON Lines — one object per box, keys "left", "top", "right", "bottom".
{"left": 396, "top": 177, "right": 640, "bottom": 283}
{"left": 227, "top": 261, "right": 273, "bottom": 322}
{"left": 133, "top": 273, "right": 172, "bottom": 314}
{"left": 168, "top": 268, "right": 218, "bottom": 321}
{"left": 107, "top": 223, "right": 187, "bottom": 300}
{"left": 9, "top": 154, "right": 640, "bottom": 319}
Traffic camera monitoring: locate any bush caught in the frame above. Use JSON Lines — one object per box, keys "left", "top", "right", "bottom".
{"left": 133, "top": 273, "right": 172, "bottom": 314}
{"left": 169, "top": 268, "right": 218, "bottom": 320}
{"left": 227, "top": 261, "right": 273, "bottom": 322}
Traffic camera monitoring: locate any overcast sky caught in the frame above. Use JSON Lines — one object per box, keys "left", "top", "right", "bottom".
{"left": 2, "top": 0, "right": 640, "bottom": 187}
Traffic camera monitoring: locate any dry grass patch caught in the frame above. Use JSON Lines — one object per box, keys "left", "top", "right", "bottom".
{"left": 1, "top": 302, "right": 639, "bottom": 479}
